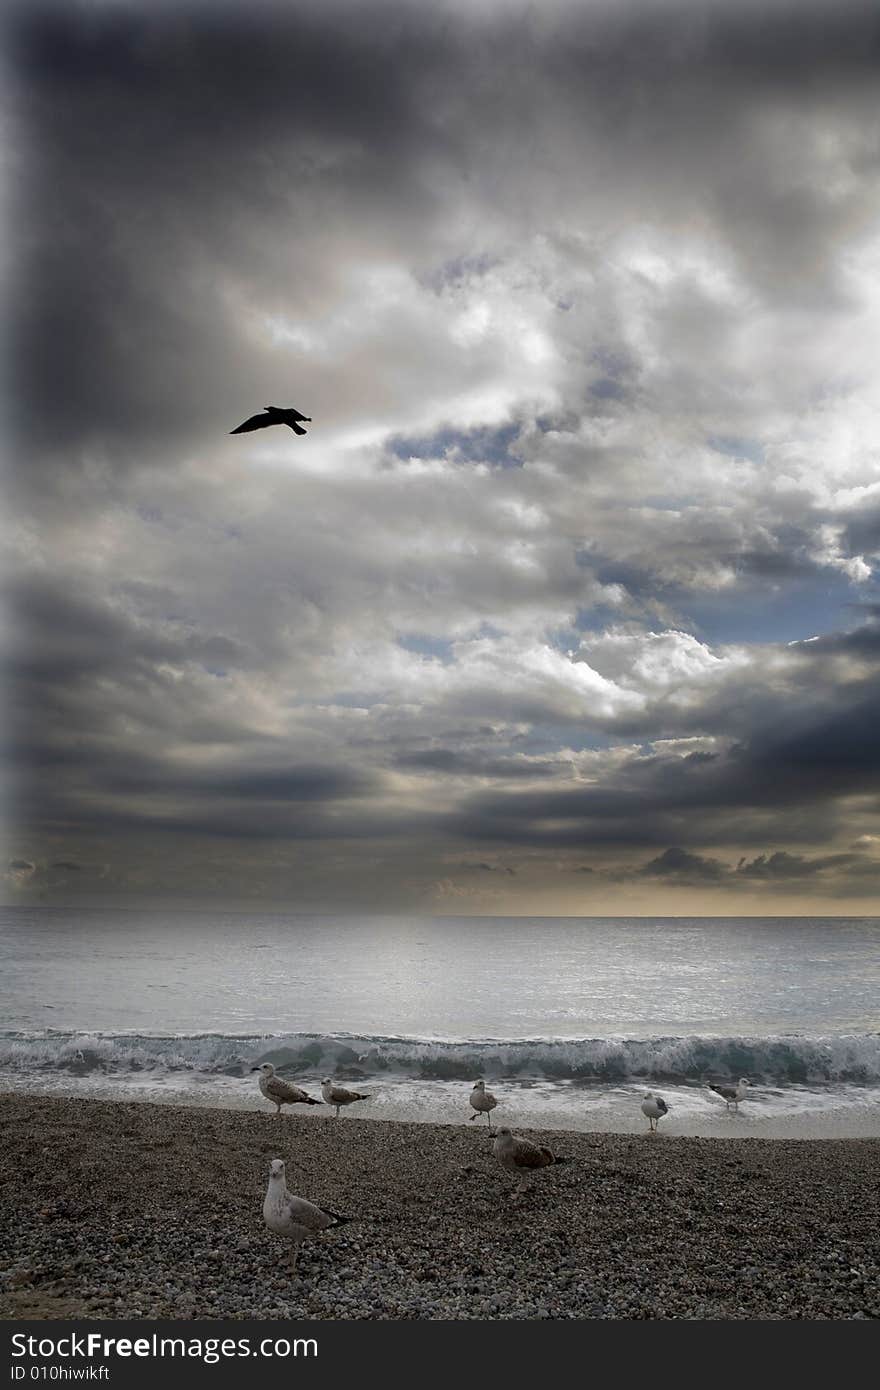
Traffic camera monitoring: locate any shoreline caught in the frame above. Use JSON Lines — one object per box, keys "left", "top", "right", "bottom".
{"left": 1, "top": 1093, "right": 878, "bottom": 1320}
{"left": 1, "top": 1073, "right": 879, "bottom": 1140}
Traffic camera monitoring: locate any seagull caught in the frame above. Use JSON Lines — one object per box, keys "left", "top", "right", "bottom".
{"left": 708, "top": 1077, "right": 750, "bottom": 1111}
{"left": 468, "top": 1080, "right": 498, "bottom": 1131}
{"left": 230, "top": 405, "right": 311, "bottom": 436}
{"left": 252, "top": 1062, "right": 322, "bottom": 1117}
{"left": 321, "top": 1077, "right": 370, "bottom": 1118}
{"left": 261, "top": 1158, "right": 352, "bottom": 1273}
{"left": 492, "top": 1127, "right": 565, "bottom": 1198}
{"left": 641, "top": 1091, "right": 669, "bottom": 1133}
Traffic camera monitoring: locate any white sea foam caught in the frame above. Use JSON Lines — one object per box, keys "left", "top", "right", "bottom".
{"left": 2, "top": 1028, "right": 880, "bottom": 1084}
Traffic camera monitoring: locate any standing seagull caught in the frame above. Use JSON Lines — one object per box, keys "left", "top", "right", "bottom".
{"left": 230, "top": 405, "right": 312, "bottom": 436}
{"left": 640, "top": 1091, "right": 669, "bottom": 1133}
{"left": 708, "top": 1077, "right": 751, "bottom": 1111}
{"left": 321, "top": 1077, "right": 370, "bottom": 1118}
{"left": 468, "top": 1080, "right": 498, "bottom": 1132}
{"left": 252, "top": 1062, "right": 322, "bottom": 1117}
{"left": 261, "top": 1158, "right": 351, "bottom": 1273}
{"left": 493, "top": 1127, "right": 564, "bottom": 1199}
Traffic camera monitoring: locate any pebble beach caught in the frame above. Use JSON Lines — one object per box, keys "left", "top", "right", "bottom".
{"left": 1, "top": 1093, "right": 878, "bottom": 1321}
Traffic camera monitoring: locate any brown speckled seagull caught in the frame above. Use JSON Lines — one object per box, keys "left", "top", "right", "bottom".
{"left": 468, "top": 1080, "right": 498, "bottom": 1132}
{"left": 252, "top": 1062, "right": 322, "bottom": 1116}
{"left": 321, "top": 1077, "right": 370, "bottom": 1118}
{"left": 493, "top": 1127, "right": 566, "bottom": 1198}
{"left": 261, "top": 1158, "right": 352, "bottom": 1273}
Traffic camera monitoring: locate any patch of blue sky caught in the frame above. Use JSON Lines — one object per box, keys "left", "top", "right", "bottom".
{"left": 590, "top": 377, "right": 627, "bottom": 401}
{"left": 707, "top": 434, "right": 765, "bottom": 465}
{"left": 421, "top": 252, "right": 500, "bottom": 293}
{"left": 388, "top": 422, "right": 522, "bottom": 468}
{"left": 569, "top": 570, "right": 862, "bottom": 647}
{"left": 544, "top": 611, "right": 629, "bottom": 648}
{"left": 397, "top": 634, "right": 455, "bottom": 663}
{"left": 629, "top": 495, "right": 697, "bottom": 511}
{"left": 514, "top": 726, "right": 617, "bottom": 756}
{"left": 683, "top": 574, "right": 863, "bottom": 646}
{"left": 295, "top": 691, "right": 379, "bottom": 710}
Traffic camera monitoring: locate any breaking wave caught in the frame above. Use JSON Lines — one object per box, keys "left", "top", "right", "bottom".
{"left": 2, "top": 1029, "right": 880, "bottom": 1085}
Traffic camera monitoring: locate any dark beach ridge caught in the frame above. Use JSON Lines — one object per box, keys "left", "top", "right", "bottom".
{"left": 0, "top": 1093, "right": 877, "bottom": 1321}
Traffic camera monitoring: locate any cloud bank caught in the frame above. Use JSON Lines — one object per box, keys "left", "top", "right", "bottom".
{"left": 4, "top": 0, "right": 880, "bottom": 911}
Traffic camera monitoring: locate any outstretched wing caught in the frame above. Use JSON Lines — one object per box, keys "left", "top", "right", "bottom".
{"left": 266, "top": 405, "right": 310, "bottom": 422}
{"left": 230, "top": 412, "right": 277, "bottom": 434}
{"left": 287, "top": 421, "right": 307, "bottom": 435}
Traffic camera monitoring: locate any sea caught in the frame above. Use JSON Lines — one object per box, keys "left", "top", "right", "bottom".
{"left": 1, "top": 906, "right": 879, "bottom": 1139}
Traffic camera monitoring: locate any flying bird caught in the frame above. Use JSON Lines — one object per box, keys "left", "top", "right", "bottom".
{"left": 708, "top": 1077, "right": 750, "bottom": 1111}
{"left": 492, "top": 1127, "right": 566, "bottom": 1198}
{"left": 252, "top": 1062, "right": 321, "bottom": 1117}
{"left": 321, "top": 1077, "right": 370, "bottom": 1118}
{"left": 468, "top": 1080, "right": 498, "bottom": 1131}
{"left": 640, "top": 1091, "right": 669, "bottom": 1133}
{"left": 230, "top": 405, "right": 312, "bottom": 436}
{"left": 261, "top": 1158, "right": 352, "bottom": 1273}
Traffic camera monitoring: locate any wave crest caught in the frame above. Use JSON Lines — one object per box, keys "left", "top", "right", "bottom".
{"left": 1, "top": 1030, "right": 879, "bottom": 1084}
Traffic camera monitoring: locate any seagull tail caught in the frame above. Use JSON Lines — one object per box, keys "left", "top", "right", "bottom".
{"left": 323, "top": 1209, "right": 356, "bottom": 1226}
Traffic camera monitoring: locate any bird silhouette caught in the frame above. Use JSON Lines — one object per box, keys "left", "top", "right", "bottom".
{"left": 230, "top": 405, "right": 311, "bottom": 436}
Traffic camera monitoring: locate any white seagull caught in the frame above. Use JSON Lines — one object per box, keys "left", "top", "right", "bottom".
{"left": 640, "top": 1091, "right": 669, "bottom": 1133}
{"left": 708, "top": 1077, "right": 751, "bottom": 1111}
{"left": 468, "top": 1080, "right": 498, "bottom": 1131}
{"left": 261, "top": 1158, "right": 351, "bottom": 1272}
{"left": 252, "top": 1062, "right": 322, "bottom": 1117}
{"left": 492, "top": 1127, "right": 565, "bottom": 1198}
{"left": 321, "top": 1077, "right": 370, "bottom": 1118}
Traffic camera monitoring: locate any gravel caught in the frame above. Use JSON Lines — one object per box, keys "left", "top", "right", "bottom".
{"left": 1, "top": 1093, "right": 877, "bottom": 1320}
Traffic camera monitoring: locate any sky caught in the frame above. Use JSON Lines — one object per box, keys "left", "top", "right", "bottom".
{"left": 4, "top": 0, "right": 880, "bottom": 914}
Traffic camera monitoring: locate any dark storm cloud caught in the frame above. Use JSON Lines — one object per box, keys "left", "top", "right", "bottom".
{"left": 7, "top": 0, "right": 456, "bottom": 461}
{"left": 394, "top": 748, "right": 568, "bottom": 780}
{"left": 642, "top": 847, "right": 727, "bottom": 882}
{"left": 6, "top": 1, "right": 880, "bottom": 906}
{"left": 607, "top": 844, "right": 880, "bottom": 896}
{"left": 734, "top": 850, "right": 861, "bottom": 879}
{"left": 8, "top": 0, "right": 880, "bottom": 465}
{"left": 447, "top": 628, "right": 880, "bottom": 855}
